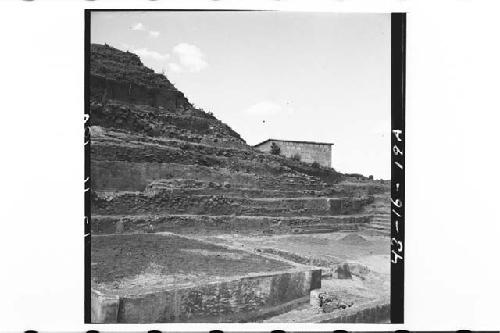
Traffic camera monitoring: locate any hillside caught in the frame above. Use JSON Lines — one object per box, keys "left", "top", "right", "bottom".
{"left": 89, "top": 43, "right": 389, "bottom": 234}
{"left": 89, "top": 43, "right": 390, "bottom": 323}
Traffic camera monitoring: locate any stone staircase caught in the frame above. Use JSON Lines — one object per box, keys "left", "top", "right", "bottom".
{"left": 359, "top": 195, "right": 390, "bottom": 235}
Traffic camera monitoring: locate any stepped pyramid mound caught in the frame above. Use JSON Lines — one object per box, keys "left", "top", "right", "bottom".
{"left": 89, "top": 44, "right": 391, "bottom": 323}
{"left": 89, "top": 43, "right": 389, "bottom": 235}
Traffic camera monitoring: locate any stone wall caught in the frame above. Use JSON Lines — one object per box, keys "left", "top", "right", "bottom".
{"left": 91, "top": 214, "right": 371, "bottom": 235}
{"left": 90, "top": 161, "right": 330, "bottom": 192}
{"left": 256, "top": 141, "right": 332, "bottom": 167}
{"left": 91, "top": 268, "right": 321, "bottom": 323}
{"left": 91, "top": 191, "right": 371, "bottom": 216}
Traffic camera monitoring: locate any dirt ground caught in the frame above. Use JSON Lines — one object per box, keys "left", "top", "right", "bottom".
{"left": 198, "top": 231, "right": 390, "bottom": 275}
{"left": 91, "top": 233, "right": 292, "bottom": 295}
{"left": 91, "top": 230, "right": 389, "bottom": 321}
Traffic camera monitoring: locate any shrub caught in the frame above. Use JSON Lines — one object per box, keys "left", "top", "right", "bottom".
{"left": 312, "top": 161, "right": 320, "bottom": 168}
{"left": 270, "top": 142, "right": 281, "bottom": 155}
{"left": 291, "top": 153, "right": 301, "bottom": 161}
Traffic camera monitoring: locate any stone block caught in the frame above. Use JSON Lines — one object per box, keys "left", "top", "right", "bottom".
{"left": 336, "top": 263, "right": 352, "bottom": 279}
{"left": 91, "top": 290, "right": 120, "bottom": 323}
{"left": 310, "top": 289, "right": 322, "bottom": 308}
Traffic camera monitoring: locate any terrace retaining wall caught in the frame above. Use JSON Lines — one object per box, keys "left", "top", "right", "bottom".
{"left": 91, "top": 268, "right": 321, "bottom": 323}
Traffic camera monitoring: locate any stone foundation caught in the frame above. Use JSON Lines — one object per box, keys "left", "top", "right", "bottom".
{"left": 91, "top": 192, "right": 371, "bottom": 216}
{"left": 91, "top": 268, "right": 321, "bottom": 323}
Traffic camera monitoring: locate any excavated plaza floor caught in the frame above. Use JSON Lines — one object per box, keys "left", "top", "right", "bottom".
{"left": 91, "top": 233, "right": 294, "bottom": 296}
{"left": 90, "top": 233, "right": 321, "bottom": 323}
{"left": 197, "top": 231, "right": 390, "bottom": 275}
{"left": 90, "top": 231, "right": 389, "bottom": 323}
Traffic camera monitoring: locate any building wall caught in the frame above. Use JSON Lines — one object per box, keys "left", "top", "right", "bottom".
{"left": 256, "top": 141, "right": 332, "bottom": 167}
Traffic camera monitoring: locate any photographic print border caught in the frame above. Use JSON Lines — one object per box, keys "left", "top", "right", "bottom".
{"left": 390, "top": 12, "right": 406, "bottom": 324}
{"left": 84, "top": 8, "right": 91, "bottom": 324}
{"left": 83, "top": 9, "right": 406, "bottom": 324}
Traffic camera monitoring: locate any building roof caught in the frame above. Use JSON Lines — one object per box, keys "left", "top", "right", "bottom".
{"left": 253, "top": 138, "right": 334, "bottom": 147}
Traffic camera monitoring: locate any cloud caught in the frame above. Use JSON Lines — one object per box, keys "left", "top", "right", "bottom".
{"left": 168, "top": 43, "right": 208, "bottom": 73}
{"left": 131, "top": 23, "right": 159, "bottom": 38}
{"left": 126, "top": 43, "right": 207, "bottom": 74}
{"left": 133, "top": 48, "right": 170, "bottom": 62}
{"left": 244, "top": 101, "right": 294, "bottom": 116}
{"left": 131, "top": 22, "right": 145, "bottom": 31}
{"left": 167, "top": 62, "right": 182, "bottom": 73}
{"left": 148, "top": 30, "right": 160, "bottom": 38}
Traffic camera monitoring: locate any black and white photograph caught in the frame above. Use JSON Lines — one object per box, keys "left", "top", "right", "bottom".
{"left": 3, "top": 0, "right": 500, "bottom": 331}
{"left": 86, "top": 10, "right": 401, "bottom": 323}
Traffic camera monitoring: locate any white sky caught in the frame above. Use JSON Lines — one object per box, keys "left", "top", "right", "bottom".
{"left": 91, "top": 11, "right": 390, "bottom": 179}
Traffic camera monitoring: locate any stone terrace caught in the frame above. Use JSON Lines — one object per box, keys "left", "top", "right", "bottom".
{"left": 89, "top": 44, "right": 390, "bottom": 323}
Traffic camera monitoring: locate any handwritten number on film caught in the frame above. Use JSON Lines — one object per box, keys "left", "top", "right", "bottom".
{"left": 391, "top": 129, "right": 403, "bottom": 264}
